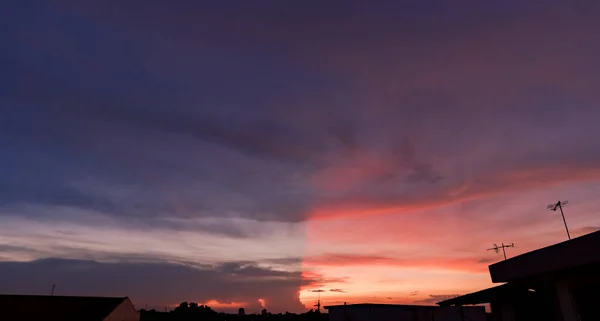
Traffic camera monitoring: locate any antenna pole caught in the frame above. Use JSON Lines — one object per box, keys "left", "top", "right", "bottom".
{"left": 501, "top": 243, "right": 507, "bottom": 260}
{"left": 558, "top": 202, "right": 571, "bottom": 240}
{"left": 315, "top": 291, "right": 321, "bottom": 313}
{"left": 51, "top": 284, "right": 55, "bottom": 296}
{"left": 548, "top": 200, "right": 571, "bottom": 240}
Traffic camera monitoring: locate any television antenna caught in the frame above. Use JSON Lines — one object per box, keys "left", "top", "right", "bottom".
{"left": 314, "top": 292, "right": 321, "bottom": 313}
{"left": 312, "top": 289, "right": 324, "bottom": 313}
{"left": 487, "top": 243, "right": 515, "bottom": 260}
{"left": 547, "top": 200, "right": 571, "bottom": 240}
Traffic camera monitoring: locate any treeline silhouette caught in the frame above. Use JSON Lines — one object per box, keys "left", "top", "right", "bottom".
{"left": 140, "top": 302, "right": 328, "bottom": 321}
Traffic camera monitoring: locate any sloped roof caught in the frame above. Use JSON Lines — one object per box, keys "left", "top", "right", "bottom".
{"left": 0, "top": 294, "right": 127, "bottom": 321}
{"left": 489, "top": 230, "right": 600, "bottom": 282}
{"left": 436, "top": 283, "right": 530, "bottom": 306}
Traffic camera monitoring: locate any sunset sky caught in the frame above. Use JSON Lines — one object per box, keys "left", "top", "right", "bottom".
{"left": 2, "top": 0, "right": 600, "bottom": 314}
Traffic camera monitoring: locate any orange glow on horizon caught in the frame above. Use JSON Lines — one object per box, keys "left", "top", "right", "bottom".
{"left": 200, "top": 300, "right": 247, "bottom": 309}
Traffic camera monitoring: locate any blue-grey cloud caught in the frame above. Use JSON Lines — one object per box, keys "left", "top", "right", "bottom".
{"left": 0, "top": 258, "right": 310, "bottom": 313}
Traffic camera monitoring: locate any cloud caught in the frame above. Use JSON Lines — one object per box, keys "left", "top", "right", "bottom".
{"left": 262, "top": 257, "right": 303, "bottom": 265}
{"left": 215, "top": 262, "right": 301, "bottom": 279}
{"left": 301, "top": 271, "right": 350, "bottom": 289}
{"left": 329, "top": 289, "right": 346, "bottom": 293}
{"left": 3, "top": 0, "right": 600, "bottom": 230}
{"left": 3, "top": 0, "right": 600, "bottom": 311}
{"left": 0, "top": 244, "right": 49, "bottom": 261}
{"left": 309, "top": 165, "right": 600, "bottom": 221}
{"left": 0, "top": 258, "right": 311, "bottom": 313}
{"left": 477, "top": 258, "right": 496, "bottom": 264}
{"left": 3, "top": 0, "right": 600, "bottom": 226}
{"left": 304, "top": 254, "right": 489, "bottom": 273}
{"left": 572, "top": 226, "right": 600, "bottom": 236}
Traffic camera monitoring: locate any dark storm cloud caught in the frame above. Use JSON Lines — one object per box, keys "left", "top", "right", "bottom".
{"left": 0, "top": 258, "right": 311, "bottom": 312}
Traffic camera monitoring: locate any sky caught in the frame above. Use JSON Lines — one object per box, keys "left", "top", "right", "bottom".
{"left": 2, "top": 0, "right": 600, "bottom": 314}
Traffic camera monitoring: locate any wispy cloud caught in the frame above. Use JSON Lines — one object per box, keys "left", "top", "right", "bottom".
{"left": 304, "top": 254, "right": 489, "bottom": 273}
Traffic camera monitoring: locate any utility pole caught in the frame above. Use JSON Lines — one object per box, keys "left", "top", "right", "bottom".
{"left": 487, "top": 243, "right": 515, "bottom": 260}
{"left": 547, "top": 200, "right": 571, "bottom": 240}
{"left": 51, "top": 284, "right": 55, "bottom": 296}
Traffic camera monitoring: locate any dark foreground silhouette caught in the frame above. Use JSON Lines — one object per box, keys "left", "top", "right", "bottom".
{"left": 140, "top": 302, "right": 328, "bottom": 321}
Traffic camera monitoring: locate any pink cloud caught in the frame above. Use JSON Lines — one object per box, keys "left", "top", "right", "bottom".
{"left": 304, "top": 254, "right": 489, "bottom": 274}
{"left": 308, "top": 165, "right": 600, "bottom": 221}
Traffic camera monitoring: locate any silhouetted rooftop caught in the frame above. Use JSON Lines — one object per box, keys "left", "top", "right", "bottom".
{"left": 438, "top": 230, "right": 600, "bottom": 306}
{"left": 436, "top": 284, "right": 533, "bottom": 306}
{"left": 325, "top": 303, "right": 441, "bottom": 309}
{"left": 0, "top": 294, "right": 127, "bottom": 321}
{"left": 489, "top": 230, "right": 600, "bottom": 283}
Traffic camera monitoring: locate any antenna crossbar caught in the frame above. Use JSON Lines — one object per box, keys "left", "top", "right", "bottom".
{"left": 487, "top": 242, "right": 515, "bottom": 260}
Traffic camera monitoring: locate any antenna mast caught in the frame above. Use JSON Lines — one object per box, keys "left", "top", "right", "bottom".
{"left": 487, "top": 243, "right": 515, "bottom": 260}
{"left": 314, "top": 291, "right": 321, "bottom": 313}
{"left": 51, "top": 284, "right": 55, "bottom": 296}
{"left": 547, "top": 200, "right": 571, "bottom": 240}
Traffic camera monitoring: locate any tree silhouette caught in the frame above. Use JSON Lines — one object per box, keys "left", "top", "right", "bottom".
{"left": 141, "top": 301, "right": 328, "bottom": 321}
{"left": 175, "top": 302, "right": 188, "bottom": 312}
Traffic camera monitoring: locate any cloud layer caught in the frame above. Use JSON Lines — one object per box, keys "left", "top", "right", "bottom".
{"left": 2, "top": 0, "right": 600, "bottom": 312}
{"left": 0, "top": 258, "right": 309, "bottom": 313}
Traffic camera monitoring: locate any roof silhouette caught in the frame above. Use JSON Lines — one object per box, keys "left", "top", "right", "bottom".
{"left": 489, "top": 229, "right": 600, "bottom": 282}
{"left": 324, "top": 303, "right": 473, "bottom": 309}
{"left": 0, "top": 294, "right": 128, "bottom": 321}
